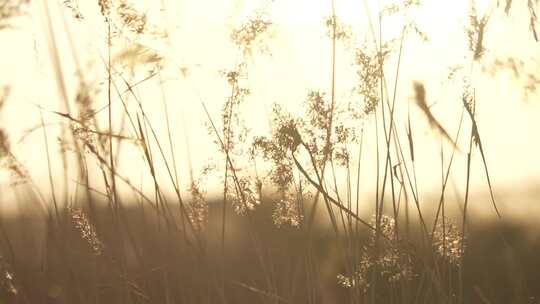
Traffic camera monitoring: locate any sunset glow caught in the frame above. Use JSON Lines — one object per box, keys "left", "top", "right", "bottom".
{"left": 0, "top": 1, "right": 539, "bottom": 302}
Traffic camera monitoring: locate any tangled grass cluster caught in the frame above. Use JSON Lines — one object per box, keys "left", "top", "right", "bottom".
{"left": 272, "top": 197, "right": 303, "bottom": 228}
{"left": 231, "top": 14, "right": 274, "bottom": 57}
{"left": 338, "top": 214, "right": 467, "bottom": 297}
{"left": 228, "top": 177, "right": 262, "bottom": 215}
{"left": 432, "top": 217, "right": 465, "bottom": 266}
{"left": 187, "top": 181, "right": 209, "bottom": 232}
{"left": 338, "top": 215, "right": 414, "bottom": 292}
{"left": 369, "top": 216, "right": 415, "bottom": 284}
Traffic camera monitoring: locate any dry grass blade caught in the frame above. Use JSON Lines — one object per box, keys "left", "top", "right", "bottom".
{"left": 504, "top": 0, "right": 514, "bottom": 14}
{"left": 406, "top": 109, "right": 415, "bottom": 162}
{"left": 0, "top": 86, "right": 9, "bottom": 110}
{"left": 291, "top": 153, "right": 382, "bottom": 236}
{"left": 231, "top": 280, "right": 293, "bottom": 304}
{"left": 528, "top": 0, "right": 539, "bottom": 41}
{"left": 462, "top": 91, "right": 501, "bottom": 218}
{"left": 413, "top": 82, "right": 461, "bottom": 153}
{"left": 46, "top": 109, "right": 136, "bottom": 141}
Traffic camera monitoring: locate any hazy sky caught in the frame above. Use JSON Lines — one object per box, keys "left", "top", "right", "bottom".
{"left": 1, "top": 0, "right": 539, "bottom": 217}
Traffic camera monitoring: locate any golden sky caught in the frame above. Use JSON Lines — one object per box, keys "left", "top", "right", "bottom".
{"left": 0, "top": 0, "right": 539, "bottom": 217}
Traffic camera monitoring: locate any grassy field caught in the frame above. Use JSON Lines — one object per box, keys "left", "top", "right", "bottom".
{"left": 0, "top": 0, "right": 540, "bottom": 303}
{"left": 0, "top": 198, "right": 538, "bottom": 303}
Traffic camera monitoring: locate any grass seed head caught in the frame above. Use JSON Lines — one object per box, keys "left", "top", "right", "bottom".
{"left": 69, "top": 208, "right": 104, "bottom": 256}
{"left": 188, "top": 182, "right": 209, "bottom": 232}
{"left": 272, "top": 197, "right": 302, "bottom": 228}
{"left": 432, "top": 217, "right": 465, "bottom": 266}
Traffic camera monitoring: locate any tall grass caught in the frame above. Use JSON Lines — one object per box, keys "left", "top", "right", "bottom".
{"left": 0, "top": 0, "right": 539, "bottom": 303}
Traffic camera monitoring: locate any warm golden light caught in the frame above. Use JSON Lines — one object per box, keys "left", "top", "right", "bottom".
{"left": 0, "top": 1, "right": 539, "bottom": 302}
